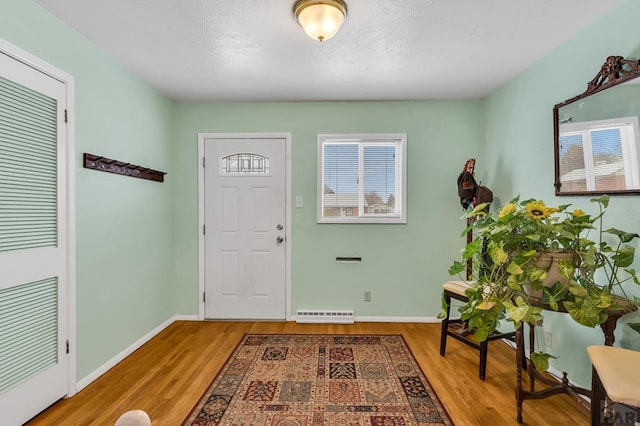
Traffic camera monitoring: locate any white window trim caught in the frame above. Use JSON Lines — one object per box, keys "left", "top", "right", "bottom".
{"left": 317, "top": 133, "right": 407, "bottom": 224}
{"left": 560, "top": 116, "right": 640, "bottom": 190}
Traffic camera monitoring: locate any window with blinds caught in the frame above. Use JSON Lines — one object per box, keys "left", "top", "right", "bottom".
{"left": 559, "top": 117, "right": 640, "bottom": 193}
{"left": 318, "top": 134, "right": 407, "bottom": 223}
{"left": 0, "top": 76, "right": 58, "bottom": 252}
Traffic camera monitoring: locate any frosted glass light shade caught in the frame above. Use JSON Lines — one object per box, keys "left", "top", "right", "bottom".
{"left": 294, "top": 0, "right": 347, "bottom": 42}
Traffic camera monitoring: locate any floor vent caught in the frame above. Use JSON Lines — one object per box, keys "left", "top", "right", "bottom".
{"left": 295, "top": 310, "right": 355, "bottom": 324}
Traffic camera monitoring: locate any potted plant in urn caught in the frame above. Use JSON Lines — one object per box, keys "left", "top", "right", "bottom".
{"left": 446, "top": 195, "right": 640, "bottom": 371}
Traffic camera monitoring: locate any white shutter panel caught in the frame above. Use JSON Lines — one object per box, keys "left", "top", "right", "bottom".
{"left": 0, "top": 277, "right": 58, "bottom": 395}
{"left": 0, "top": 75, "right": 58, "bottom": 252}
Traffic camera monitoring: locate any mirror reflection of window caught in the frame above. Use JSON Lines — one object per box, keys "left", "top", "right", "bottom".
{"left": 559, "top": 117, "right": 640, "bottom": 192}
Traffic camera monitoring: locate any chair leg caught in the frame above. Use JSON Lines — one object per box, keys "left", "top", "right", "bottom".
{"left": 479, "top": 340, "right": 488, "bottom": 380}
{"left": 440, "top": 293, "right": 451, "bottom": 356}
{"left": 591, "top": 366, "right": 607, "bottom": 426}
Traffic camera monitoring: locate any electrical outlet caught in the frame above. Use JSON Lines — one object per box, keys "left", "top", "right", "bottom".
{"left": 364, "top": 290, "right": 371, "bottom": 302}
{"left": 544, "top": 330, "right": 552, "bottom": 348}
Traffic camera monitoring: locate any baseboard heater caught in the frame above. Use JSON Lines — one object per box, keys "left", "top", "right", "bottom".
{"left": 295, "top": 309, "right": 355, "bottom": 324}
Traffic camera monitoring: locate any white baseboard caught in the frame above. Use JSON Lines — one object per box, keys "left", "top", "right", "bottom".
{"left": 288, "top": 315, "right": 440, "bottom": 323}
{"left": 354, "top": 316, "right": 440, "bottom": 323}
{"left": 76, "top": 315, "right": 179, "bottom": 392}
{"left": 173, "top": 314, "right": 199, "bottom": 321}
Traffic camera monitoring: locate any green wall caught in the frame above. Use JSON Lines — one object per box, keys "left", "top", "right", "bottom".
{"left": 1, "top": 0, "right": 176, "bottom": 379}
{"left": 172, "top": 101, "right": 483, "bottom": 318}
{"left": 483, "top": 0, "right": 640, "bottom": 388}
{"left": 4, "top": 0, "right": 639, "bottom": 394}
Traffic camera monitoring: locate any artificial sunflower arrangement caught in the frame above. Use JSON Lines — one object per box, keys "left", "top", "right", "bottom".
{"left": 446, "top": 195, "right": 640, "bottom": 370}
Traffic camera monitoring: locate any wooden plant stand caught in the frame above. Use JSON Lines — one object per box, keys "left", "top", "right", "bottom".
{"left": 515, "top": 298, "right": 634, "bottom": 423}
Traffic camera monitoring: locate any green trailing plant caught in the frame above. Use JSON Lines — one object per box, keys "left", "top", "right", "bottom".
{"left": 445, "top": 195, "right": 640, "bottom": 371}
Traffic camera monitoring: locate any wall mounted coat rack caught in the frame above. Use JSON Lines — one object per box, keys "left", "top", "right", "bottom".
{"left": 83, "top": 153, "right": 166, "bottom": 182}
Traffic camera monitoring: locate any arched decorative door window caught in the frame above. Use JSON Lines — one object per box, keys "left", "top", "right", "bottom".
{"left": 220, "top": 153, "right": 270, "bottom": 176}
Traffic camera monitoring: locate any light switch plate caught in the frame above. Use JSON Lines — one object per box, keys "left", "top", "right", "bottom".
{"left": 295, "top": 196, "right": 304, "bottom": 208}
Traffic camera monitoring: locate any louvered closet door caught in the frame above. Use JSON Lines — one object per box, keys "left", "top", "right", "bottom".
{"left": 0, "top": 50, "right": 69, "bottom": 426}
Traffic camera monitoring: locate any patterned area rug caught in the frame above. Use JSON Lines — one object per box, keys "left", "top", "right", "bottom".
{"left": 182, "top": 334, "right": 453, "bottom": 425}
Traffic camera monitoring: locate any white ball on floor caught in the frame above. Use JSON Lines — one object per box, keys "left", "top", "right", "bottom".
{"left": 114, "top": 410, "right": 151, "bottom": 426}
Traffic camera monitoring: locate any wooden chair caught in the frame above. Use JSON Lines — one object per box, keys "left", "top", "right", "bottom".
{"left": 440, "top": 280, "right": 516, "bottom": 380}
{"left": 587, "top": 345, "right": 640, "bottom": 425}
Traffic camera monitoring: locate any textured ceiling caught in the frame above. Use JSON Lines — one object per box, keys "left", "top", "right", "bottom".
{"left": 35, "top": 0, "right": 619, "bottom": 102}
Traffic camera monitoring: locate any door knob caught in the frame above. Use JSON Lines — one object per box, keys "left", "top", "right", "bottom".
{"left": 276, "top": 236, "right": 284, "bottom": 244}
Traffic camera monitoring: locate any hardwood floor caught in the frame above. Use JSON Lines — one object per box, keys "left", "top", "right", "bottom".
{"left": 27, "top": 321, "right": 589, "bottom": 425}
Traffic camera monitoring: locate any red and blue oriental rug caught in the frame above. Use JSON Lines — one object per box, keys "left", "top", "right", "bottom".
{"left": 182, "top": 334, "right": 453, "bottom": 425}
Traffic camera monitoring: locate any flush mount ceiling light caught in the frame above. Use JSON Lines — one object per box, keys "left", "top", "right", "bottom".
{"left": 293, "top": 0, "right": 348, "bottom": 42}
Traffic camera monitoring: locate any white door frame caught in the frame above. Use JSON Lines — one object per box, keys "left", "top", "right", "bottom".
{"left": 197, "top": 133, "right": 292, "bottom": 321}
{"left": 0, "top": 39, "right": 77, "bottom": 396}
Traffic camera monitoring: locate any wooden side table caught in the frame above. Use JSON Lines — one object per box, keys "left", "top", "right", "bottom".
{"left": 515, "top": 298, "right": 634, "bottom": 423}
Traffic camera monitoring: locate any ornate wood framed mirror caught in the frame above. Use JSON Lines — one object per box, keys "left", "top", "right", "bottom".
{"left": 553, "top": 56, "right": 640, "bottom": 195}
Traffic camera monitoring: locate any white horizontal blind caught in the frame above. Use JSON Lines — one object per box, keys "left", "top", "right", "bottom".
{"left": 363, "top": 145, "right": 396, "bottom": 215}
{"left": 558, "top": 133, "right": 588, "bottom": 191}
{"left": 0, "top": 277, "right": 58, "bottom": 395}
{"left": 0, "top": 75, "right": 58, "bottom": 252}
{"left": 322, "top": 143, "right": 358, "bottom": 218}
{"left": 591, "top": 128, "right": 625, "bottom": 191}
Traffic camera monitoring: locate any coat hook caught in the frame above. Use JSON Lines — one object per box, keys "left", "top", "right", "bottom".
{"left": 82, "top": 153, "right": 165, "bottom": 182}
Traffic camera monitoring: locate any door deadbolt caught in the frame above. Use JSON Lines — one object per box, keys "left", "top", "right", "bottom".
{"left": 277, "top": 224, "right": 283, "bottom": 230}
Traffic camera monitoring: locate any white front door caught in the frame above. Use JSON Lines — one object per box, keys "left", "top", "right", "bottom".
{"left": 203, "top": 136, "right": 287, "bottom": 319}
{"left": 0, "top": 45, "right": 72, "bottom": 425}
